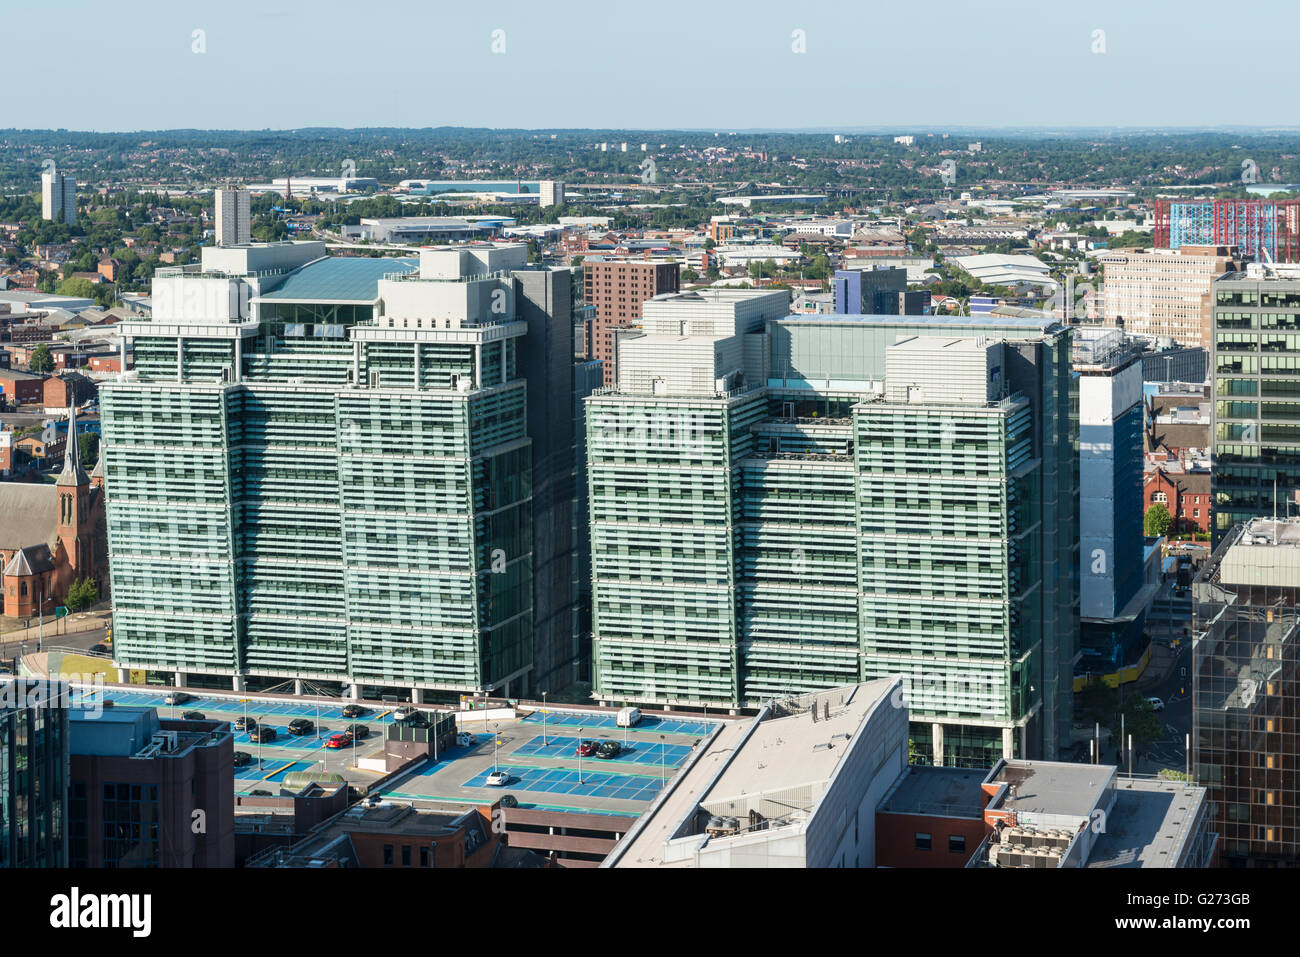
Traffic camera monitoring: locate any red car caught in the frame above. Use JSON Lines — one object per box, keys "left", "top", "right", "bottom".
{"left": 325, "top": 733, "right": 352, "bottom": 749}
{"left": 575, "top": 740, "right": 597, "bottom": 757}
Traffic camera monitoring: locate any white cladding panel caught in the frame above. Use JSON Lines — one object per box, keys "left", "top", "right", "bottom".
{"left": 883, "top": 337, "right": 1000, "bottom": 405}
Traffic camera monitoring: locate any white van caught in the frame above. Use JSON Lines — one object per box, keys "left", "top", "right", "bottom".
{"left": 616, "top": 707, "right": 641, "bottom": 728}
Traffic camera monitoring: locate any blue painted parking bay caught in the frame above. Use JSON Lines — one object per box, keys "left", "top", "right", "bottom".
{"left": 72, "top": 688, "right": 397, "bottom": 724}
{"left": 462, "top": 765, "right": 662, "bottom": 802}
{"left": 521, "top": 712, "right": 715, "bottom": 737}
{"left": 513, "top": 734, "right": 692, "bottom": 768}
{"left": 405, "top": 735, "right": 489, "bottom": 776}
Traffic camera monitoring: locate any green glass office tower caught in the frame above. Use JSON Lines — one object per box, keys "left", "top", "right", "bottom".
{"left": 1211, "top": 266, "right": 1300, "bottom": 544}
{"left": 589, "top": 301, "right": 1079, "bottom": 763}
{"left": 1, "top": 678, "right": 68, "bottom": 868}
{"left": 100, "top": 242, "right": 538, "bottom": 699}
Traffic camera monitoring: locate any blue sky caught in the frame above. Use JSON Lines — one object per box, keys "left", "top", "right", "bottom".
{"left": 4, "top": 0, "right": 1300, "bottom": 132}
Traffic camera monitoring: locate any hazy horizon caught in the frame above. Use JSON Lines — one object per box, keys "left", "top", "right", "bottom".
{"left": 5, "top": 0, "right": 1300, "bottom": 131}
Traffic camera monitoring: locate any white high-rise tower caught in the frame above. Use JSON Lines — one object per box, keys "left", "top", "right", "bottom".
{"left": 41, "top": 166, "right": 77, "bottom": 225}
{"left": 214, "top": 187, "right": 252, "bottom": 246}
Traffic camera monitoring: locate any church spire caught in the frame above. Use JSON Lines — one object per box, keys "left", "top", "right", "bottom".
{"left": 57, "top": 404, "right": 89, "bottom": 487}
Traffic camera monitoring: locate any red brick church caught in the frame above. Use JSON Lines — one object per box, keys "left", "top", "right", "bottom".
{"left": 0, "top": 408, "right": 108, "bottom": 620}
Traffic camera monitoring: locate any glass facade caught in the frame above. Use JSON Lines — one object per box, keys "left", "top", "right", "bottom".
{"left": 100, "top": 782, "right": 160, "bottom": 868}
{"left": 1193, "top": 521, "right": 1300, "bottom": 866}
{"left": 589, "top": 313, "right": 1079, "bottom": 763}
{"left": 100, "top": 250, "right": 536, "bottom": 695}
{"left": 1211, "top": 275, "right": 1300, "bottom": 544}
{"left": 0, "top": 682, "right": 68, "bottom": 868}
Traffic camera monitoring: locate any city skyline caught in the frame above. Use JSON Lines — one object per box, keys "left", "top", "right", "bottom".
{"left": 1, "top": 0, "right": 1296, "bottom": 890}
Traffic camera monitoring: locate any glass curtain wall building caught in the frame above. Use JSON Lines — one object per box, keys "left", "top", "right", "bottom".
{"left": 1193, "top": 518, "right": 1300, "bottom": 866}
{"left": 588, "top": 302, "right": 1079, "bottom": 764}
{"left": 1211, "top": 265, "right": 1300, "bottom": 544}
{"left": 100, "top": 242, "right": 542, "bottom": 700}
{"left": 0, "top": 678, "right": 69, "bottom": 868}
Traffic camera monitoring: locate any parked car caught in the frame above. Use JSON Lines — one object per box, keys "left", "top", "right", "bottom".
{"left": 576, "top": 740, "right": 598, "bottom": 757}
{"left": 456, "top": 732, "right": 475, "bottom": 748}
{"left": 232, "top": 751, "right": 253, "bottom": 767}
{"left": 325, "top": 733, "right": 351, "bottom": 749}
{"left": 342, "top": 704, "right": 369, "bottom": 719}
{"left": 248, "top": 726, "right": 276, "bottom": 743}
{"left": 163, "top": 692, "right": 192, "bottom": 706}
{"left": 485, "top": 770, "right": 511, "bottom": 787}
{"left": 392, "top": 706, "right": 417, "bottom": 721}
{"left": 1147, "top": 697, "right": 1166, "bottom": 713}
{"left": 287, "top": 718, "right": 314, "bottom": 736}
{"left": 596, "top": 740, "right": 622, "bottom": 760}
{"left": 345, "top": 723, "right": 369, "bottom": 739}
{"left": 249, "top": 789, "right": 272, "bottom": 797}
{"left": 181, "top": 711, "right": 205, "bottom": 720}
{"left": 233, "top": 716, "right": 256, "bottom": 732}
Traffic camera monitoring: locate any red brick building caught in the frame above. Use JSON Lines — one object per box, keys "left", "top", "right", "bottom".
{"left": 582, "top": 259, "right": 680, "bottom": 386}
{"left": 87, "top": 353, "right": 125, "bottom": 373}
{"left": 1, "top": 409, "right": 107, "bottom": 619}
{"left": 1143, "top": 466, "right": 1211, "bottom": 535}
{"left": 876, "top": 766, "right": 990, "bottom": 868}
{"left": 0, "top": 368, "right": 46, "bottom": 406}
{"left": 42, "top": 371, "right": 97, "bottom": 410}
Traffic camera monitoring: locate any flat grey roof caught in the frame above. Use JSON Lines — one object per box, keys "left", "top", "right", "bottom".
{"left": 879, "top": 766, "right": 985, "bottom": 819}
{"left": 1088, "top": 778, "right": 1207, "bottom": 868}
{"left": 990, "top": 760, "right": 1113, "bottom": 818}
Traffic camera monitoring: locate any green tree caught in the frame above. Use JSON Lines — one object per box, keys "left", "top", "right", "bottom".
{"left": 29, "top": 344, "right": 54, "bottom": 373}
{"left": 1145, "top": 502, "right": 1173, "bottom": 537}
{"left": 66, "top": 577, "right": 100, "bottom": 612}
{"left": 1117, "top": 695, "right": 1163, "bottom": 751}
{"left": 78, "top": 431, "right": 99, "bottom": 467}
{"left": 1076, "top": 678, "right": 1120, "bottom": 727}
{"left": 56, "top": 277, "right": 98, "bottom": 299}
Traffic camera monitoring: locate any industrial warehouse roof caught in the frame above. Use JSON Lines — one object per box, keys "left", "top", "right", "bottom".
{"left": 259, "top": 256, "right": 418, "bottom": 303}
